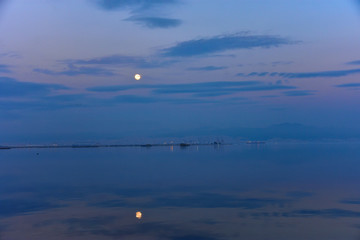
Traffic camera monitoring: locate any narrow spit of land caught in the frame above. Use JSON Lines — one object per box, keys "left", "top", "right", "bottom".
{"left": 0, "top": 142, "right": 233, "bottom": 150}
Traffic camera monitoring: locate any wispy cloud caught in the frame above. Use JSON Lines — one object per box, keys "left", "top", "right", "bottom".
{"left": 0, "top": 64, "right": 11, "bottom": 73}
{"left": 92, "top": 0, "right": 182, "bottom": 29}
{"left": 153, "top": 84, "right": 296, "bottom": 95}
{"left": 340, "top": 198, "right": 360, "bottom": 205}
{"left": 87, "top": 81, "right": 261, "bottom": 93}
{"left": 88, "top": 80, "right": 296, "bottom": 96}
{"left": 0, "top": 95, "right": 90, "bottom": 111}
{"left": 244, "top": 208, "right": 360, "bottom": 219}
{"left": 335, "top": 83, "right": 360, "bottom": 88}
{"left": 0, "top": 77, "right": 67, "bottom": 97}
{"left": 112, "top": 95, "right": 159, "bottom": 104}
{"left": 238, "top": 68, "right": 360, "bottom": 78}
{"left": 67, "top": 55, "right": 177, "bottom": 69}
{"left": 125, "top": 16, "right": 181, "bottom": 29}
{"left": 0, "top": 78, "right": 298, "bottom": 112}
{"left": 60, "top": 217, "right": 219, "bottom": 240}
{"left": 271, "top": 61, "right": 293, "bottom": 67}
{"left": 247, "top": 72, "right": 269, "bottom": 77}
{"left": 287, "top": 209, "right": 360, "bottom": 218}
{"left": 51, "top": 33, "right": 295, "bottom": 71}
{"left": 34, "top": 54, "right": 177, "bottom": 77}
{"left": 193, "top": 92, "right": 233, "bottom": 97}
{"left": 277, "top": 69, "right": 360, "bottom": 78}
{"left": 34, "top": 64, "right": 114, "bottom": 76}
{"left": 93, "top": 192, "right": 291, "bottom": 209}
{"left": 283, "top": 90, "right": 316, "bottom": 96}
{"left": 346, "top": 60, "right": 360, "bottom": 65}
{"left": 111, "top": 94, "right": 213, "bottom": 105}
{"left": 161, "top": 33, "right": 297, "bottom": 57}
{"left": 187, "top": 66, "right": 227, "bottom": 71}
{"left": 92, "top": 0, "right": 179, "bottom": 11}
{"left": 0, "top": 51, "right": 20, "bottom": 59}
{"left": 0, "top": 198, "right": 64, "bottom": 217}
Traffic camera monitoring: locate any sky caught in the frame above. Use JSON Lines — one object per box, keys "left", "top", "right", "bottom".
{"left": 1, "top": 0, "right": 360, "bottom": 144}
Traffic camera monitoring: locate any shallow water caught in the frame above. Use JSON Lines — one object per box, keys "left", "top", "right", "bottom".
{"left": 1, "top": 143, "right": 360, "bottom": 240}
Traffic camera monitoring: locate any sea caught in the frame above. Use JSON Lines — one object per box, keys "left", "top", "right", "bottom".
{"left": 1, "top": 142, "right": 360, "bottom": 240}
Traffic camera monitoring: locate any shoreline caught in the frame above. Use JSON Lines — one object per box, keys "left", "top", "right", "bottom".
{"left": 0, "top": 142, "right": 229, "bottom": 150}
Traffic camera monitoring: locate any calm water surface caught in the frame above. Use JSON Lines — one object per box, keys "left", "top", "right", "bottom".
{"left": 1, "top": 143, "right": 360, "bottom": 240}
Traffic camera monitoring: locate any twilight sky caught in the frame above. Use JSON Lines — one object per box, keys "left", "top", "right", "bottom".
{"left": 1, "top": 0, "right": 360, "bottom": 144}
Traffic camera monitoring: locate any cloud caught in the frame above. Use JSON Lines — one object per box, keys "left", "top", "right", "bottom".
{"left": 2, "top": 80, "right": 269, "bottom": 111}
{"left": 187, "top": 66, "right": 227, "bottom": 71}
{"left": 271, "top": 61, "right": 293, "bottom": 66}
{"left": 340, "top": 199, "right": 360, "bottom": 205}
{"left": 346, "top": 60, "right": 360, "bottom": 65}
{"left": 335, "top": 82, "right": 360, "bottom": 88}
{"left": 88, "top": 81, "right": 296, "bottom": 96}
{"left": 149, "top": 195, "right": 291, "bottom": 209}
{"left": 161, "top": 33, "right": 297, "bottom": 57}
{"left": 72, "top": 55, "right": 144, "bottom": 65}
{"left": 113, "top": 94, "right": 159, "bottom": 104}
{"left": 111, "top": 94, "right": 215, "bottom": 105}
{"left": 92, "top": 0, "right": 181, "bottom": 29}
{"left": 152, "top": 82, "right": 255, "bottom": 94}
{"left": 35, "top": 54, "right": 178, "bottom": 77}
{"left": 0, "top": 51, "right": 20, "bottom": 59}
{"left": 245, "top": 208, "right": 360, "bottom": 219}
{"left": 67, "top": 54, "right": 176, "bottom": 68}
{"left": 34, "top": 64, "right": 114, "bottom": 76}
{"left": 86, "top": 84, "right": 141, "bottom": 92}
{"left": 92, "top": 0, "right": 178, "bottom": 11}
{"left": 125, "top": 16, "right": 181, "bottom": 29}
{"left": 0, "top": 198, "right": 64, "bottom": 217}
{"left": 247, "top": 72, "right": 269, "bottom": 77}
{"left": 0, "top": 94, "right": 90, "bottom": 111}
{"left": 239, "top": 68, "right": 360, "bottom": 78}
{"left": 153, "top": 84, "right": 295, "bottom": 94}
{"left": 40, "top": 94, "right": 92, "bottom": 108}
{"left": 286, "top": 191, "right": 314, "bottom": 199}
{"left": 62, "top": 216, "right": 117, "bottom": 230}
{"left": 0, "top": 77, "right": 85, "bottom": 111}
{"left": 234, "top": 85, "right": 295, "bottom": 92}
{"left": 87, "top": 81, "right": 259, "bottom": 93}
{"left": 193, "top": 92, "right": 233, "bottom": 97}
{"left": 92, "top": 0, "right": 182, "bottom": 29}
{"left": 0, "top": 64, "right": 11, "bottom": 73}
{"left": 92, "top": 193, "right": 291, "bottom": 209}
{"left": 287, "top": 209, "right": 360, "bottom": 218}
{"left": 62, "top": 219, "right": 219, "bottom": 240}
{"left": 283, "top": 90, "right": 316, "bottom": 96}
{"left": 0, "top": 77, "right": 67, "bottom": 97}
{"left": 0, "top": 78, "right": 296, "bottom": 111}
{"left": 277, "top": 69, "right": 360, "bottom": 78}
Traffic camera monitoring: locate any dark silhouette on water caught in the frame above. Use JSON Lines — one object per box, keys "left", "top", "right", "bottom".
{"left": 0, "top": 142, "right": 232, "bottom": 150}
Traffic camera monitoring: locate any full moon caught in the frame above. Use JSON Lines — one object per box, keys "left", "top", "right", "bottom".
{"left": 136, "top": 211, "right": 142, "bottom": 219}
{"left": 134, "top": 74, "right": 141, "bottom": 80}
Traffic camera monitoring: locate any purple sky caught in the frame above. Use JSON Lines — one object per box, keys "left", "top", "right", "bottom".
{"left": 1, "top": 0, "right": 360, "bottom": 144}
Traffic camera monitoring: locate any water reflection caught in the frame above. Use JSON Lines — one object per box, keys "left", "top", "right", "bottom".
{"left": 0, "top": 143, "right": 360, "bottom": 239}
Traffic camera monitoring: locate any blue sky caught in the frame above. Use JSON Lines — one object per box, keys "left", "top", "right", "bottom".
{"left": 1, "top": 0, "right": 360, "bottom": 143}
